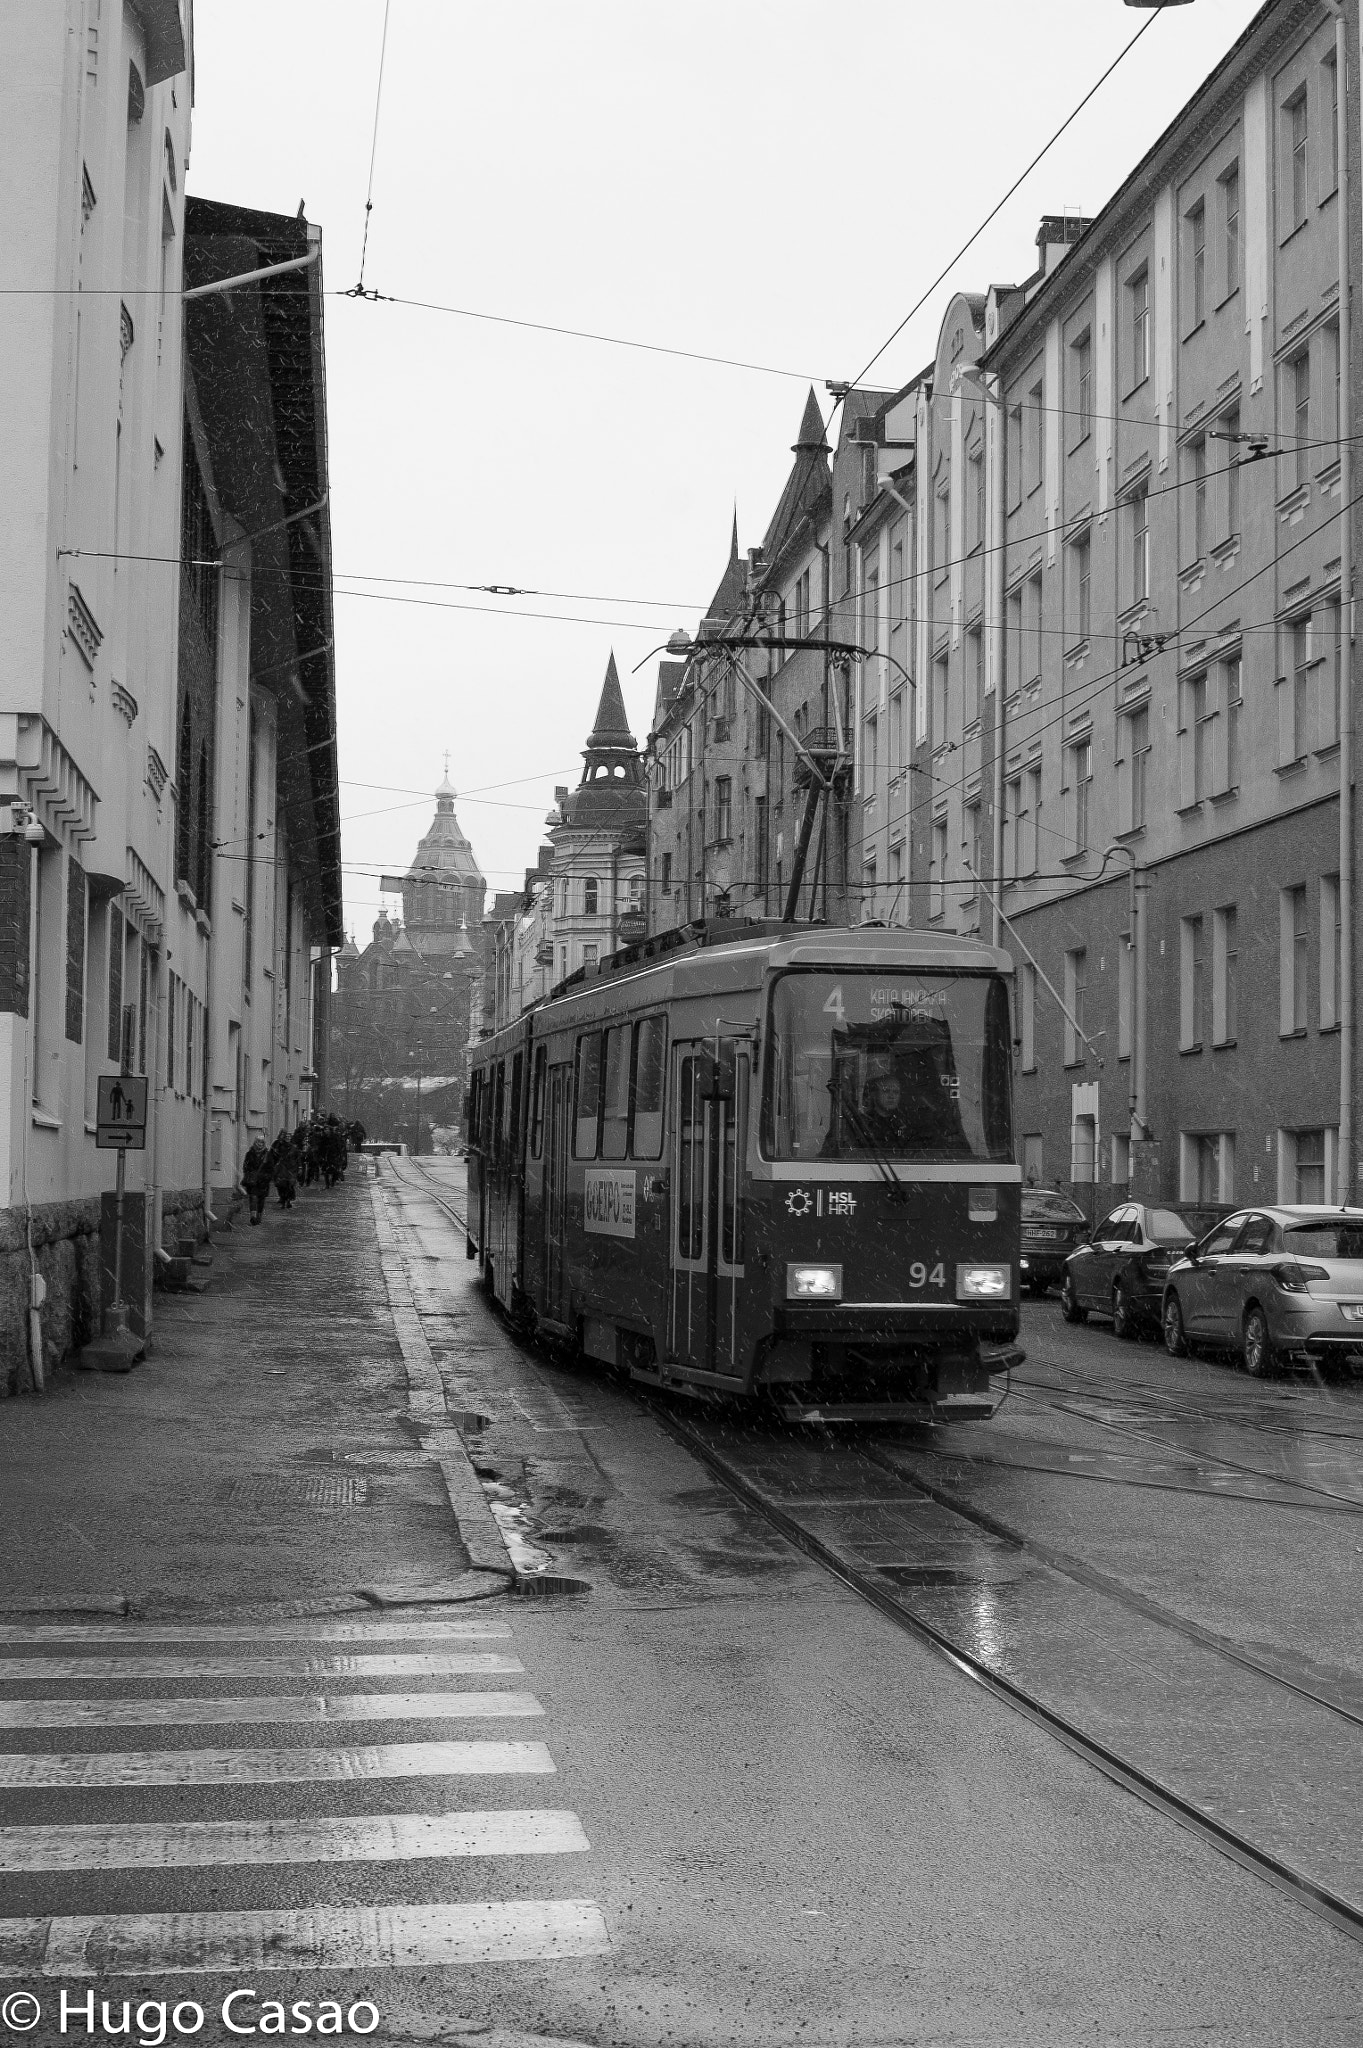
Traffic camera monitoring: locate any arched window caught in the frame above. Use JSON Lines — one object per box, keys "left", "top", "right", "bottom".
{"left": 583, "top": 877, "right": 598, "bottom": 916}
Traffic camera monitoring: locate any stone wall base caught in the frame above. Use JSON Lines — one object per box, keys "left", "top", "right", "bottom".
{"left": 1, "top": 1187, "right": 208, "bottom": 1397}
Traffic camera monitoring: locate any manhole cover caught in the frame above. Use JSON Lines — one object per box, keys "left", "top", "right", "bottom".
{"left": 229, "top": 1474, "right": 370, "bottom": 1509}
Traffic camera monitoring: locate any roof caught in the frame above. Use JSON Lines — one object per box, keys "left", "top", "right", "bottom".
{"left": 558, "top": 655, "right": 646, "bottom": 831}
{"left": 184, "top": 198, "right": 343, "bottom": 949}
{"left": 586, "top": 652, "right": 635, "bottom": 749}
{"left": 760, "top": 387, "right": 832, "bottom": 572}
{"left": 402, "top": 781, "right": 486, "bottom": 890}
{"left": 705, "top": 512, "right": 745, "bottom": 623}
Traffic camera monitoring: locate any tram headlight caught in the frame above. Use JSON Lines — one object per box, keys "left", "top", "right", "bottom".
{"left": 957, "top": 1264, "right": 1010, "bottom": 1299}
{"left": 787, "top": 1263, "right": 843, "bottom": 1301}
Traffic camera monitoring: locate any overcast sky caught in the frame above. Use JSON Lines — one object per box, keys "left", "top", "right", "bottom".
{"left": 187, "top": 0, "right": 1266, "bottom": 942}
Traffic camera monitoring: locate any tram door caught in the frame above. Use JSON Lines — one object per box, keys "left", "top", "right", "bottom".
{"left": 544, "top": 1062, "right": 571, "bottom": 1325}
{"left": 669, "top": 1038, "right": 748, "bottom": 1380}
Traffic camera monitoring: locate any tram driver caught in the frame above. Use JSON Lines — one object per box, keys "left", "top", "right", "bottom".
{"left": 825, "top": 1045, "right": 971, "bottom": 1157}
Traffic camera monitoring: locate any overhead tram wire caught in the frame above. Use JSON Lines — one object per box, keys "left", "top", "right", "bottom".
{"left": 829, "top": 6, "right": 1164, "bottom": 427}
{"left": 354, "top": 0, "right": 394, "bottom": 297}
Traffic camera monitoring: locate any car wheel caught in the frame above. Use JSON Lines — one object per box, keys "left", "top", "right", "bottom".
{"left": 1061, "top": 1272, "right": 1087, "bottom": 1324}
{"left": 1243, "top": 1304, "right": 1276, "bottom": 1378}
{"left": 1163, "top": 1292, "right": 1188, "bottom": 1357}
{"left": 1112, "top": 1281, "right": 1134, "bottom": 1341}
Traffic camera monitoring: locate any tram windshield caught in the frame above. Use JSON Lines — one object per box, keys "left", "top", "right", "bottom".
{"left": 761, "top": 970, "right": 1013, "bottom": 1164}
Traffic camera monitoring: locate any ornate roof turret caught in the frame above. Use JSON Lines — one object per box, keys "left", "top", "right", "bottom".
{"left": 381, "top": 762, "right": 487, "bottom": 949}
{"left": 556, "top": 654, "right": 647, "bottom": 831}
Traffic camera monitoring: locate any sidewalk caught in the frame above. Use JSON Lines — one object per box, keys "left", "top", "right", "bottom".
{"left": 0, "top": 1163, "right": 511, "bottom": 1619}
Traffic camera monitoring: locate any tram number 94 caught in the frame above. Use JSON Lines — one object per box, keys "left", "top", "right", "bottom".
{"left": 909, "top": 1262, "right": 948, "bottom": 1289}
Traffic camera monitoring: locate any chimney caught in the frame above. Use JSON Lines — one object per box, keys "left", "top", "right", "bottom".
{"left": 1036, "top": 212, "right": 1092, "bottom": 275}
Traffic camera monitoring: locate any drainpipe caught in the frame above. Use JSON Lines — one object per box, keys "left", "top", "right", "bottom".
{"left": 21, "top": 821, "right": 45, "bottom": 1391}
{"left": 1330, "top": 0, "right": 1354, "bottom": 1203}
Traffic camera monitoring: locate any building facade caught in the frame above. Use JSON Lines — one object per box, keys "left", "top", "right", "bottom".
{"left": 332, "top": 775, "right": 485, "bottom": 1143}
{"left": 0, "top": 7, "right": 341, "bottom": 1391}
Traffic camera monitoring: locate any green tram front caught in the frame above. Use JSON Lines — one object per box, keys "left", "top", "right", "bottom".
{"left": 732, "top": 956, "right": 1018, "bottom": 1416}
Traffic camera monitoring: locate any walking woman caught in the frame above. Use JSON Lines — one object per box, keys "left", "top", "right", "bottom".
{"left": 241, "top": 1135, "right": 272, "bottom": 1226}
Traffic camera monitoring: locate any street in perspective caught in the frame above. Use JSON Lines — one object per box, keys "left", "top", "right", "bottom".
{"left": 5, "top": 0, "right": 1363, "bottom": 2043}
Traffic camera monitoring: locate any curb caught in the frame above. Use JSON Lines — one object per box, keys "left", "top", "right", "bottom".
{"left": 371, "top": 1175, "right": 516, "bottom": 1583}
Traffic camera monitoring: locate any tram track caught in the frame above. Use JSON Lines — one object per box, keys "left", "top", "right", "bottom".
{"left": 394, "top": 1156, "right": 1363, "bottom": 1948}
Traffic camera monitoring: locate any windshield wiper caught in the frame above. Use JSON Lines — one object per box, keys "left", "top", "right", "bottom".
{"left": 836, "top": 1094, "right": 909, "bottom": 1204}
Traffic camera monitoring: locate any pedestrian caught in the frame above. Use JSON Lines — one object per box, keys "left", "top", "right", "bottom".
{"left": 272, "top": 1132, "right": 300, "bottom": 1210}
{"left": 241, "top": 1135, "right": 271, "bottom": 1226}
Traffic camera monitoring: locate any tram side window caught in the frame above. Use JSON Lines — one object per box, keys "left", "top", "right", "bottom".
{"left": 466, "top": 1074, "right": 480, "bottom": 1148}
{"left": 507, "top": 1052, "right": 523, "bottom": 1160}
{"left": 630, "top": 1015, "right": 667, "bottom": 1159}
{"left": 492, "top": 1061, "right": 506, "bottom": 1164}
{"left": 478, "top": 1070, "right": 495, "bottom": 1153}
{"left": 601, "top": 1026, "right": 630, "bottom": 1160}
{"left": 574, "top": 1031, "right": 603, "bottom": 1158}
{"left": 529, "top": 1045, "right": 546, "bottom": 1158}
{"left": 677, "top": 1055, "right": 703, "bottom": 1260}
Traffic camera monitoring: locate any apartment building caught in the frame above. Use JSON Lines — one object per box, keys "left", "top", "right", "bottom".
{"left": 0, "top": 5, "right": 341, "bottom": 1391}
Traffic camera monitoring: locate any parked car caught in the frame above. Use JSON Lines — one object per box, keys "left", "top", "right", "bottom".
{"left": 1061, "top": 1201, "right": 1197, "bottom": 1338}
{"left": 1161, "top": 1206, "right": 1363, "bottom": 1375}
{"left": 1020, "top": 1189, "right": 1091, "bottom": 1296}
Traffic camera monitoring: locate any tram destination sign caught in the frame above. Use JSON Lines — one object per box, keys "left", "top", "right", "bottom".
{"left": 584, "top": 1167, "right": 635, "bottom": 1238}
{"left": 96, "top": 1073, "right": 149, "bottom": 1150}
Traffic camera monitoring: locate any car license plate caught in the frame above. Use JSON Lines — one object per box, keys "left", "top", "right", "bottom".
{"left": 1025, "top": 1228, "right": 1058, "bottom": 1241}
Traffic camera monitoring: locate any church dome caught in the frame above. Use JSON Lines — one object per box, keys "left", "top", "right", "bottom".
{"left": 381, "top": 763, "right": 488, "bottom": 951}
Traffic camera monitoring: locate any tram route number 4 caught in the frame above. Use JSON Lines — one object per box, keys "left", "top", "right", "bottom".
{"left": 96, "top": 1073, "right": 148, "bottom": 1150}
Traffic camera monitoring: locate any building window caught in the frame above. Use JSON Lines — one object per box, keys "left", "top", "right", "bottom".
{"left": 64, "top": 857, "right": 86, "bottom": 1046}
{"left": 1004, "top": 775, "right": 1023, "bottom": 881}
{"left": 1129, "top": 269, "right": 1150, "bottom": 386}
{"left": 1021, "top": 963, "right": 1036, "bottom": 1072}
{"left": 966, "top": 629, "right": 983, "bottom": 726}
{"left": 1321, "top": 597, "right": 1342, "bottom": 751}
{"left": 889, "top": 842, "right": 905, "bottom": 924}
{"left": 1023, "top": 1133, "right": 1043, "bottom": 1184}
{"left": 1182, "top": 1131, "right": 1234, "bottom": 1204}
{"left": 1069, "top": 736, "right": 1092, "bottom": 854}
{"left": 583, "top": 876, "right": 598, "bottom": 916}
{"left": 660, "top": 851, "right": 672, "bottom": 895}
{"left": 1006, "top": 406, "right": 1022, "bottom": 510}
{"left": 1289, "top": 89, "right": 1308, "bottom": 231}
{"left": 1213, "top": 905, "right": 1238, "bottom": 1045}
{"left": 930, "top": 817, "right": 948, "bottom": 919}
{"left": 1071, "top": 1113, "right": 1097, "bottom": 1184}
{"left": 1325, "top": 320, "right": 1341, "bottom": 450}
{"left": 1221, "top": 403, "right": 1241, "bottom": 540}
{"left": 1190, "top": 437, "right": 1207, "bottom": 559}
{"left": 1221, "top": 162, "right": 1240, "bottom": 296}
{"left": 1121, "top": 701, "right": 1150, "bottom": 831}
{"left": 934, "top": 485, "right": 949, "bottom": 574}
{"left": 1024, "top": 763, "right": 1041, "bottom": 877}
{"left": 1006, "top": 585, "right": 1023, "bottom": 694}
{"left": 1070, "top": 530, "right": 1090, "bottom": 644}
{"left": 583, "top": 943, "right": 599, "bottom": 970}
{"left": 1223, "top": 653, "right": 1243, "bottom": 790}
{"left": 1181, "top": 670, "right": 1209, "bottom": 804}
{"left": 1119, "top": 932, "right": 1133, "bottom": 1060}
{"left": 862, "top": 857, "right": 877, "bottom": 922}
{"left": 1129, "top": 484, "right": 1149, "bottom": 604}
{"left": 1180, "top": 914, "right": 1205, "bottom": 1049}
{"left": 1027, "top": 379, "right": 1044, "bottom": 493}
{"left": 1295, "top": 1128, "right": 1326, "bottom": 1202}
{"left": 964, "top": 801, "right": 982, "bottom": 893}
{"left": 1029, "top": 571, "right": 1043, "bottom": 685}
{"left": 932, "top": 652, "right": 948, "bottom": 741}
{"left": 1188, "top": 200, "right": 1206, "bottom": 327}
{"left": 1072, "top": 331, "right": 1091, "bottom": 445}
{"left": 968, "top": 444, "right": 984, "bottom": 553}
{"left": 714, "top": 776, "right": 732, "bottom": 843}
{"left": 1289, "top": 349, "right": 1310, "bottom": 488}
{"left": 1321, "top": 872, "right": 1342, "bottom": 1029}
{"left": 1325, "top": 51, "right": 1340, "bottom": 190}
{"left": 1281, "top": 884, "right": 1309, "bottom": 1034}
{"left": 1064, "top": 947, "right": 1086, "bottom": 1065}
{"left": 1283, "top": 617, "right": 1311, "bottom": 762}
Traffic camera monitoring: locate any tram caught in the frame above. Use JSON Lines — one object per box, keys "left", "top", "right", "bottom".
{"left": 466, "top": 920, "right": 1020, "bottom": 1421}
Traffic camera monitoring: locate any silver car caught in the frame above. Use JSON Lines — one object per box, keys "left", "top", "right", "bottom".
{"left": 1162, "top": 1206, "right": 1363, "bottom": 1376}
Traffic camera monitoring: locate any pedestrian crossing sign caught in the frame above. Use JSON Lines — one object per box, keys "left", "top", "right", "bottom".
{"left": 96, "top": 1073, "right": 149, "bottom": 1149}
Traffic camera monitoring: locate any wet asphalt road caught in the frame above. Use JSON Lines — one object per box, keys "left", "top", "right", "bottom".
{"left": 381, "top": 1160, "right": 1363, "bottom": 2045}
{"left": 3, "top": 1167, "right": 1363, "bottom": 2046}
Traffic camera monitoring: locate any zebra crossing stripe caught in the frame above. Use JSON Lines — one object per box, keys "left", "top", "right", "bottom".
{"left": 0, "top": 1652, "right": 520, "bottom": 1680}
{"left": 0, "top": 1619, "right": 512, "bottom": 1643}
{"left": 0, "top": 1808, "right": 589, "bottom": 1871}
{"left": 0, "top": 1898, "right": 610, "bottom": 1976}
{"left": 0, "top": 1691, "right": 543, "bottom": 1729}
{"left": 0, "top": 1741, "right": 554, "bottom": 1789}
